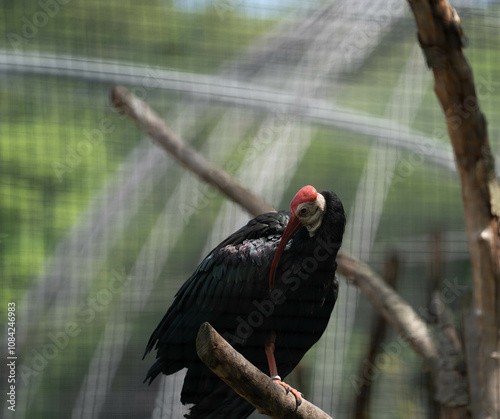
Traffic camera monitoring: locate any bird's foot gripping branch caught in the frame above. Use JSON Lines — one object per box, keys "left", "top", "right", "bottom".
{"left": 196, "top": 322, "right": 333, "bottom": 419}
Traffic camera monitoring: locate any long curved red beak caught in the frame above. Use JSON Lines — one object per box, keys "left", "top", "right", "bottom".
{"left": 269, "top": 214, "right": 302, "bottom": 291}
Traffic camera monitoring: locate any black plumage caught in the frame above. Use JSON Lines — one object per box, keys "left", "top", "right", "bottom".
{"left": 143, "top": 188, "right": 345, "bottom": 418}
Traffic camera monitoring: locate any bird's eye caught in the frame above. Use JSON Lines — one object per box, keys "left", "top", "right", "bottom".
{"left": 299, "top": 207, "right": 308, "bottom": 216}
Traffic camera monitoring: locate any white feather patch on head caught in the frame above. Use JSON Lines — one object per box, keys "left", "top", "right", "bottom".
{"left": 305, "top": 193, "right": 326, "bottom": 237}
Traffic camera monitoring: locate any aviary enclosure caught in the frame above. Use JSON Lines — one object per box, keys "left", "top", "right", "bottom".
{"left": 1, "top": 0, "right": 499, "bottom": 418}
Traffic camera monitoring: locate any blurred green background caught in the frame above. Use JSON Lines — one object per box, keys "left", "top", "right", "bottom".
{"left": 1, "top": 0, "right": 499, "bottom": 418}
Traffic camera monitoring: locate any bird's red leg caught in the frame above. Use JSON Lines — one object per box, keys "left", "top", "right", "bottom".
{"left": 264, "top": 331, "right": 303, "bottom": 407}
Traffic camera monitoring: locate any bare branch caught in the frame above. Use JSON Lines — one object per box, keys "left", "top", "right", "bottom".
{"left": 111, "top": 85, "right": 275, "bottom": 216}
{"left": 336, "top": 252, "right": 438, "bottom": 365}
{"left": 408, "top": 1, "right": 500, "bottom": 416}
{"left": 196, "top": 322, "right": 333, "bottom": 419}
{"left": 354, "top": 253, "right": 399, "bottom": 419}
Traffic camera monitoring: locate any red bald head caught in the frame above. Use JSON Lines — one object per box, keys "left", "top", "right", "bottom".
{"left": 290, "top": 185, "right": 318, "bottom": 212}
{"left": 269, "top": 185, "right": 320, "bottom": 290}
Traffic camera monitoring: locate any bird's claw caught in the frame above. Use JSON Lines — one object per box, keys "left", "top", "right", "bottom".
{"left": 270, "top": 376, "right": 303, "bottom": 407}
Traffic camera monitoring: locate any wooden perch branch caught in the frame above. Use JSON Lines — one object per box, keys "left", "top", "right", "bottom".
{"left": 408, "top": 1, "right": 500, "bottom": 417}
{"left": 196, "top": 322, "right": 333, "bottom": 419}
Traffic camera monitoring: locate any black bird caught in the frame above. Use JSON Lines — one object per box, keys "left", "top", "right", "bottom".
{"left": 143, "top": 185, "right": 345, "bottom": 418}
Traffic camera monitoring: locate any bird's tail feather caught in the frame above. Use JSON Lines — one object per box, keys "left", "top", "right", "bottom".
{"left": 184, "top": 383, "right": 255, "bottom": 419}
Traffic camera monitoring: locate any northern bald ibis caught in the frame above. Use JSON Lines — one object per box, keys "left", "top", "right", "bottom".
{"left": 143, "top": 185, "right": 345, "bottom": 418}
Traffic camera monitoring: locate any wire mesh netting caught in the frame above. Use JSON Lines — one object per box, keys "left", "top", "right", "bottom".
{"left": 1, "top": 0, "right": 500, "bottom": 418}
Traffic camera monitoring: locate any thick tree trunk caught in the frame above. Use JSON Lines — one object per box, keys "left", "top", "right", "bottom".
{"left": 408, "top": 1, "right": 500, "bottom": 417}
